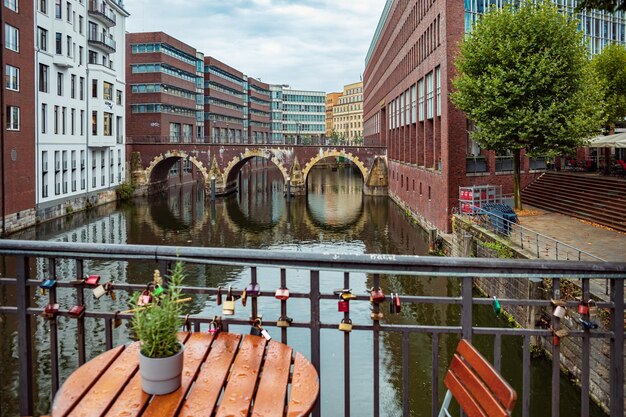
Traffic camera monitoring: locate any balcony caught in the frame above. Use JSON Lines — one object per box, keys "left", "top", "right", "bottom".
{"left": 53, "top": 54, "right": 74, "bottom": 68}
{"left": 88, "top": 0, "right": 117, "bottom": 27}
{"left": 0, "top": 240, "right": 624, "bottom": 417}
{"left": 87, "top": 30, "right": 116, "bottom": 53}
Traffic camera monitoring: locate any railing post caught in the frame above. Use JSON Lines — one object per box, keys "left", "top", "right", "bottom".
{"left": 310, "top": 270, "right": 321, "bottom": 417}
{"left": 461, "top": 276, "right": 473, "bottom": 341}
{"left": 48, "top": 258, "right": 60, "bottom": 396}
{"left": 551, "top": 279, "right": 561, "bottom": 417}
{"left": 16, "top": 255, "right": 33, "bottom": 417}
{"left": 610, "top": 278, "right": 624, "bottom": 417}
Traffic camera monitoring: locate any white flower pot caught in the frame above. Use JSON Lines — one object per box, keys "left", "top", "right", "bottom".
{"left": 138, "top": 344, "right": 184, "bottom": 395}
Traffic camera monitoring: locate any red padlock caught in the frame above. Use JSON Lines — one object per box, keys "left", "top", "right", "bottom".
{"left": 394, "top": 294, "right": 401, "bottom": 313}
{"left": 85, "top": 274, "right": 100, "bottom": 286}
{"left": 68, "top": 305, "right": 86, "bottom": 318}
{"left": 578, "top": 301, "right": 589, "bottom": 315}
{"left": 45, "top": 303, "right": 60, "bottom": 314}
{"left": 275, "top": 287, "right": 290, "bottom": 301}
{"left": 553, "top": 335, "right": 560, "bottom": 346}
{"left": 338, "top": 299, "right": 349, "bottom": 312}
{"left": 370, "top": 287, "right": 385, "bottom": 303}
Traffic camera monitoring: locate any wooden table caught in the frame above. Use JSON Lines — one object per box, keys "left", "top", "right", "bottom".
{"left": 51, "top": 332, "right": 319, "bottom": 417}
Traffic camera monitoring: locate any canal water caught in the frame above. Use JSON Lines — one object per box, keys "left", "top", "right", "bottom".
{"left": 0, "top": 160, "right": 604, "bottom": 417}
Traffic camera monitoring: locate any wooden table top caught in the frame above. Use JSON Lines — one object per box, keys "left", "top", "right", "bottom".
{"left": 51, "top": 332, "right": 319, "bottom": 417}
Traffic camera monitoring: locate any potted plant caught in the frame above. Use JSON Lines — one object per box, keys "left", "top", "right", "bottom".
{"left": 131, "top": 261, "right": 186, "bottom": 395}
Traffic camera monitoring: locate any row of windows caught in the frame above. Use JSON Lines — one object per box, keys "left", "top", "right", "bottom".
{"left": 249, "top": 84, "right": 270, "bottom": 95}
{"left": 131, "top": 83, "right": 196, "bottom": 100}
{"left": 334, "top": 104, "right": 362, "bottom": 114}
{"left": 338, "top": 94, "right": 363, "bottom": 104}
{"left": 131, "top": 104, "right": 196, "bottom": 118}
{"left": 205, "top": 81, "right": 243, "bottom": 98}
{"left": 205, "top": 97, "right": 244, "bottom": 112}
{"left": 131, "top": 63, "right": 197, "bottom": 83}
{"left": 283, "top": 104, "right": 325, "bottom": 113}
{"left": 283, "top": 94, "right": 325, "bottom": 104}
{"left": 249, "top": 96, "right": 270, "bottom": 106}
{"left": 204, "top": 113, "right": 244, "bottom": 124}
{"left": 131, "top": 43, "right": 197, "bottom": 67}
{"left": 282, "top": 114, "right": 324, "bottom": 122}
{"left": 205, "top": 65, "right": 244, "bottom": 87}
{"left": 388, "top": 66, "right": 441, "bottom": 129}
{"left": 38, "top": 64, "right": 122, "bottom": 103}
{"left": 249, "top": 108, "right": 270, "bottom": 117}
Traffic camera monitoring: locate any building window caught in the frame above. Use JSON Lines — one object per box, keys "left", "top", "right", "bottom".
{"left": 54, "top": 105, "right": 59, "bottom": 134}
{"left": 88, "top": 50, "right": 97, "bottom": 64}
{"left": 79, "top": 46, "right": 83, "bottom": 65}
{"left": 6, "top": 106, "right": 19, "bottom": 130}
{"left": 55, "top": 0, "right": 61, "bottom": 19}
{"left": 79, "top": 15, "right": 83, "bottom": 34}
{"left": 65, "top": 1, "right": 71, "bottom": 21}
{"left": 80, "top": 109, "right": 84, "bottom": 135}
{"left": 5, "top": 65, "right": 19, "bottom": 91}
{"left": 38, "top": 27, "right": 47, "bottom": 51}
{"left": 66, "top": 35, "right": 72, "bottom": 57}
{"left": 5, "top": 24, "right": 19, "bottom": 52}
{"left": 39, "top": 0, "right": 46, "bottom": 14}
{"left": 55, "top": 32, "right": 62, "bottom": 54}
{"left": 103, "top": 112, "right": 112, "bottom": 136}
{"left": 411, "top": 85, "right": 416, "bottom": 123}
{"left": 103, "top": 82, "right": 113, "bottom": 100}
{"left": 426, "top": 71, "right": 434, "bottom": 119}
{"left": 61, "top": 107, "right": 66, "bottom": 134}
{"left": 57, "top": 72, "right": 63, "bottom": 96}
{"left": 116, "top": 90, "right": 122, "bottom": 105}
{"left": 39, "top": 64, "right": 49, "bottom": 93}
{"left": 71, "top": 74, "right": 76, "bottom": 98}
{"left": 4, "top": 0, "right": 18, "bottom": 12}
{"left": 91, "top": 79, "right": 97, "bottom": 98}
{"left": 71, "top": 108, "right": 75, "bottom": 135}
{"left": 92, "top": 111, "right": 97, "bottom": 135}
{"left": 41, "top": 103, "right": 47, "bottom": 133}
{"left": 79, "top": 77, "right": 84, "bottom": 100}
{"left": 418, "top": 79, "right": 424, "bottom": 122}
{"left": 436, "top": 66, "right": 441, "bottom": 117}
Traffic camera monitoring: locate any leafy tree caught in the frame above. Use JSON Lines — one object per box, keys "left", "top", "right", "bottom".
{"left": 452, "top": 1, "right": 602, "bottom": 210}
{"left": 591, "top": 44, "right": 626, "bottom": 132}
{"left": 577, "top": 0, "right": 626, "bottom": 11}
{"left": 329, "top": 130, "right": 340, "bottom": 145}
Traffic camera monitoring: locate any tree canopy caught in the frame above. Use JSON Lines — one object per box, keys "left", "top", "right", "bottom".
{"left": 591, "top": 44, "right": 626, "bottom": 132}
{"left": 451, "top": 1, "right": 603, "bottom": 209}
{"left": 577, "top": 0, "right": 626, "bottom": 11}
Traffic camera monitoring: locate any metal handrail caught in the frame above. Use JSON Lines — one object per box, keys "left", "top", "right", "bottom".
{"left": 0, "top": 240, "right": 623, "bottom": 417}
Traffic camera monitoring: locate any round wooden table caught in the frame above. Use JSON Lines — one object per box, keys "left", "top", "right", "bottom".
{"left": 51, "top": 332, "right": 319, "bottom": 417}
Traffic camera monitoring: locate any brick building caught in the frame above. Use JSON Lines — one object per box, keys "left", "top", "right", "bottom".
{"left": 1, "top": 0, "right": 36, "bottom": 233}
{"left": 246, "top": 77, "right": 271, "bottom": 144}
{"left": 364, "top": 0, "right": 626, "bottom": 232}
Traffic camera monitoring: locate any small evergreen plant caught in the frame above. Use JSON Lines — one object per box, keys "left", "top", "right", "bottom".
{"left": 131, "top": 261, "right": 185, "bottom": 358}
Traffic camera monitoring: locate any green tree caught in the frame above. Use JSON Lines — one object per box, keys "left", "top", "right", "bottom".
{"left": 451, "top": 1, "right": 602, "bottom": 210}
{"left": 591, "top": 44, "right": 626, "bottom": 133}
{"left": 330, "top": 129, "right": 340, "bottom": 145}
{"left": 578, "top": 0, "right": 626, "bottom": 11}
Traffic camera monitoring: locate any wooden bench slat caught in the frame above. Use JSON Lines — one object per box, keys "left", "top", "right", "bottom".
{"left": 449, "top": 354, "right": 509, "bottom": 417}
{"left": 286, "top": 352, "right": 319, "bottom": 417}
{"left": 103, "top": 333, "right": 191, "bottom": 417}
{"left": 444, "top": 371, "right": 488, "bottom": 417}
{"left": 179, "top": 332, "right": 242, "bottom": 417}
{"left": 456, "top": 340, "right": 517, "bottom": 410}
{"left": 51, "top": 345, "right": 124, "bottom": 417}
{"left": 142, "top": 332, "right": 214, "bottom": 416}
{"left": 251, "top": 341, "right": 293, "bottom": 417}
{"left": 215, "top": 334, "right": 267, "bottom": 417}
{"left": 67, "top": 343, "right": 140, "bottom": 417}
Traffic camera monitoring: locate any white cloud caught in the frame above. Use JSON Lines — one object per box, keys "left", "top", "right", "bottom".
{"left": 123, "top": 0, "right": 387, "bottom": 92}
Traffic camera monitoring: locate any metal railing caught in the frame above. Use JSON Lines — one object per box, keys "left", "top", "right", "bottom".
{"left": 0, "top": 240, "right": 624, "bottom": 417}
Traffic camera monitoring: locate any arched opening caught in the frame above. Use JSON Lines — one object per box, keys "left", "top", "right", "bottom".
{"left": 145, "top": 152, "right": 209, "bottom": 192}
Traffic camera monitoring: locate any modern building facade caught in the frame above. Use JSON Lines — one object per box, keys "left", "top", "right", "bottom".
{"left": 270, "top": 84, "right": 284, "bottom": 144}
{"left": 35, "top": 0, "right": 129, "bottom": 222}
{"left": 270, "top": 86, "right": 325, "bottom": 144}
{"left": 332, "top": 81, "right": 363, "bottom": 144}
{"left": 364, "top": 0, "right": 626, "bottom": 232}
{"left": 1, "top": 0, "right": 36, "bottom": 233}
{"left": 126, "top": 32, "right": 200, "bottom": 143}
{"left": 246, "top": 76, "right": 271, "bottom": 144}
{"left": 204, "top": 56, "right": 245, "bottom": 144}
{"left": 325, "top": 92, "right": 341, "bottom": 137}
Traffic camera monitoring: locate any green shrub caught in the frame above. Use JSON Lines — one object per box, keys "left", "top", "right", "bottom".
{"left": 116, "top": 182, "right": 135, "bottom": 201}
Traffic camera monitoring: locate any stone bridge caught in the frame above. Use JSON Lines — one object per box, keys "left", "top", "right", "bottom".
{"left": 127, "top": 141, "right": 388, "bottom": 196}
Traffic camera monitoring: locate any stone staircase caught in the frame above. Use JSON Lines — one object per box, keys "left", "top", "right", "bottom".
{"left": 521, "top": 172, "right": 626, "bottom": 233}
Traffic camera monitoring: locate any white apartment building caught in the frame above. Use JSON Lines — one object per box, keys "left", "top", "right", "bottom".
{"left": 333, "top": 81, "right": 363, "bottom": 144}
{"left": 35, "top": 0, "right": 128, "bottom": 211}
{"left": 270, "top": 86, "right": 326, "bottom": 144}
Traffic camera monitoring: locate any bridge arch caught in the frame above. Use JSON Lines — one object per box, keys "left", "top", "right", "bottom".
{"left": 222, "top": 148, "right": 290, "bottom": 187}
{"left": 301, "top": 149, "right": 369, "bottom": 185}
{"left": 145, "top": 150, "right": 210, "bottom": 185}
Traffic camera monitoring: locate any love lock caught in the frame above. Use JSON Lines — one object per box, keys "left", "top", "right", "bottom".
{"left": 153, "top": 284, "right": 164, "bottom": 297}
{"left": 389, "top": 293, "right": 396, "bottom": 314}
{"left": 42, "top": 303, "right": 60, "bottom": 319}
{"left": 275, "top": 287, "right": 290, "bottom": 301}
{"left": 92, "top": 284, "right": 107, "bottom": 299}
{"left": 208, "top": 316, "right": 221, "bottom": 334}
{"left": 68, "top": 305, "right": 86, "bottom": 318}
{"left": 222, "top": 287, "right": 235, "bottom": 316}
{"left": 553, "top": 305, "right": 566, "bottom": 319}
{"left": 277, "top": 316, "right": 293, "bottom": 328}
{"left": 85, "top": 275, "right": 100, "bottom": 286}
{"left": 338, "top": 298, "right": 349, "bottom": 313}
{"left": 370, "top": 311, "right": 384, "bottom": 321}
{"left": 492, "top": 296, "right": 501, "bottom": 318}
{"left": 577, "top": 300, "right": 589, "bottom": 315}
{"left": 588, "top": 299, "right": 598, "bottom": 316}
{"left": 394, "top": 293, "right": 401, "bottom": 313}
{"left": 370, "top": 287, "right": 385, "bottom": 303}
{"left": 137, "top": 289, "right": 152, "bottom": 307}
{"left": 246, "top": 283, "right": 261, "bottom": 297}
{"left": 39, "top": 279, "right": 57, "bottom": 295}
{"left": 250, "top": 319, "right": 271, "bottom": 340}
{"left": 113, "top": 311, "right": 122, "bottom": 329}
{"left": 338, "top": 318, "right": 353, "bottom": 332}
{"left": 579, "top": 319, "right": 599, "bottom": 331}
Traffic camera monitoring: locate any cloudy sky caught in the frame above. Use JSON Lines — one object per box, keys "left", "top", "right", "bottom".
{"left": 123, "top": 0, "right": 387, "bottom": 93}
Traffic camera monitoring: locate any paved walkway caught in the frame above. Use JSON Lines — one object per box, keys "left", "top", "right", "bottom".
{"left": 518, "top": 206, "right": 626, "bottom": 301}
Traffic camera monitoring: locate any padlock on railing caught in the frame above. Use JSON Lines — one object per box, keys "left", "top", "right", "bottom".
{"left": 394, "top": 293, "right": 401, "bottom": 313}
{"left": 275, "top": 287, "right": 290, "bottom": 301}
{"left": 371, "top": 311, "right": 384, "bottom": 321}
{"left": 106, "top": 282, "right": 116, "bottom": 301}
{"left": 588, "top": 299, "right": 598, "bottom": 316}
{"left": 153, "top": 284, "right": 164, "bottom": 297}
{"left": 68, "top": 305, "right": 86, "bottom": 318}
{"left": 389, "top": 293, "right": 396, "bottom": 314}
{"left": 42, "top": 303, "right": 60, "bottom": 319}
{"left": 85, "top": 275, "right": 100, "bottom": 286}
{"left": 250, "top": 319, "right": 271, "bottom": 340}
{"left": 39, "top": 279, "right": 57, "bottom": 295}
{"left": 137, "top": 289, "right": 152, "bottom": 307}
{"left": 338, "top": 298, "right": 349, "bottom": 313}
{"left": 577, "top": 300, "right": 589, "bottom": 315}
{"left": 241, "top": 288, "right": 248, "bottom": 307}
{"left": 369, "top": 287, "right": 385, "bottom": 303}
{"left": 208, "top": 316, "right": 221, "bottom": 334}
{"left": 277, "top": 316, "right": 293, "bottom": 328}
{"left": 492, "top": 296, "right": 501, "bottom": 318}
{"left": 579, "top": 319, "right": 599, "bottom": 331}
{"left": 216, "top": 286, "right": 222, "bottom": 306}
{"left": 223, "top": 287, "right": 235, "bottom": 316}
{"left": 113, "top": 311, "right": 122, "bottom": 329}
{"left": 93, "top": 284, "right": 107, "bottom": 299}
{"left": 338, "top": 318, "right": 353, "bottom": 332}
{"left": 246, "top": 283, "right": 261, "bottom": 297}
{"left": 553, "top": 305, "right": 566, "bottom": 319}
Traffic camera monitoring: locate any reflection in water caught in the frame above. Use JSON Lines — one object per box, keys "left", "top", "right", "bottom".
{"left": 0, "top": 159, "right": 605, "bottom": 417}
